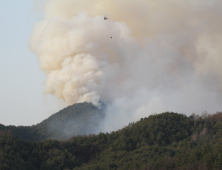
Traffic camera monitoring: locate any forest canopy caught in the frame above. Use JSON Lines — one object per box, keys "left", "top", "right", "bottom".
{"left": 0, "top": 108, "right": 222, "bottom": 170}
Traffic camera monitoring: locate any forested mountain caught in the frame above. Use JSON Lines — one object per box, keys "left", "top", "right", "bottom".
{"left": 0, "top": 102, "right": 104, "bottom": 141}
{"left": 33, "top": 102, "right": 104, "bottom": 141}
{"left": 1, "top": 111, "right": 222, "bottom": 169}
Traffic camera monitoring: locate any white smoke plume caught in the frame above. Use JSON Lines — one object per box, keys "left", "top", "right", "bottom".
{"left": 30, "top": 0, "right": 222, "bottom": 132}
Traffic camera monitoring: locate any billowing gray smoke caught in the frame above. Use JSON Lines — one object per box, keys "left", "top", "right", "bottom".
{"left": 30, "top": 0, "right": 222, "bottom": 132}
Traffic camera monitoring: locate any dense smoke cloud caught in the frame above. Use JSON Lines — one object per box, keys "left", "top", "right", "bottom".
{"left": 30, "top": 0, "right": 222, "bottom": 132}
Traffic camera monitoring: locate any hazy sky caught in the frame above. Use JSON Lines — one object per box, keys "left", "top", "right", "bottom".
{"left": 0, "top": 0, "right": 67, "bottom": 126}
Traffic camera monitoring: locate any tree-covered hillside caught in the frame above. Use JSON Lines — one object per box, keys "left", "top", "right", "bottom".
{"left": 1, "top": 111, "right": 222, "bottom": 170}
{"left": 0, "top": 102, "right": 104, "bottom": 141}
{"left": 33, "top": 102, "right": 104, "bottom": 141}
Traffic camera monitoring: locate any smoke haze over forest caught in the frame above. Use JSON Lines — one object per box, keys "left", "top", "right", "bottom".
{"left": 30, "top": 0, "right": 222, "bottom": 132}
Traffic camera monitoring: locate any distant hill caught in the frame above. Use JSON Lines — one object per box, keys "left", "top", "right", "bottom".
{"left": 0, "top": 102, "right": 104, "bottom": 141}
{"left": 1, "top": 111, "right": 222, "bottom": 170}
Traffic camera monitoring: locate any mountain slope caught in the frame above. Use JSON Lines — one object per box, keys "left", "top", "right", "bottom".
{"left": 33, "top": 102, "right": 104, "bottom": 140}
{"left": 1, "top": 112, "right": 222, "bottom": 170}
{"left": 0, "top": 102, "right": 104, "bottom": 141}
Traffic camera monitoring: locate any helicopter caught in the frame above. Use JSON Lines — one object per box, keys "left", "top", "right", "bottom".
{"left": 104, "top": 16, "right": 112, "bottom": 39}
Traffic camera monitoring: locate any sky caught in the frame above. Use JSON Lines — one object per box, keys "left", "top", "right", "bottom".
{"left": 0, "top": 0, "right": 67, "bottom": 126}
{"left": 1, "top": 0, "right": 222, "bottom": 131}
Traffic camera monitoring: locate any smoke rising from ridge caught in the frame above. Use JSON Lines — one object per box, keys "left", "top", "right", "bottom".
{"left": 30, "top": 0, "right": 222, "bottom": 132}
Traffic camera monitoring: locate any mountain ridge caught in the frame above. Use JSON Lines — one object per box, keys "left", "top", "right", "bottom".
{"left": 1, "top": 111, "right": 222, "bottom": 169}
{"left": 0, "top": 102, "right": 104, "bottom": 141}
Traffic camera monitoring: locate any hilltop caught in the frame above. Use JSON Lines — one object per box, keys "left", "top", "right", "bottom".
{"left": 0, "top": 102, "right": 104, "bottom": 141}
